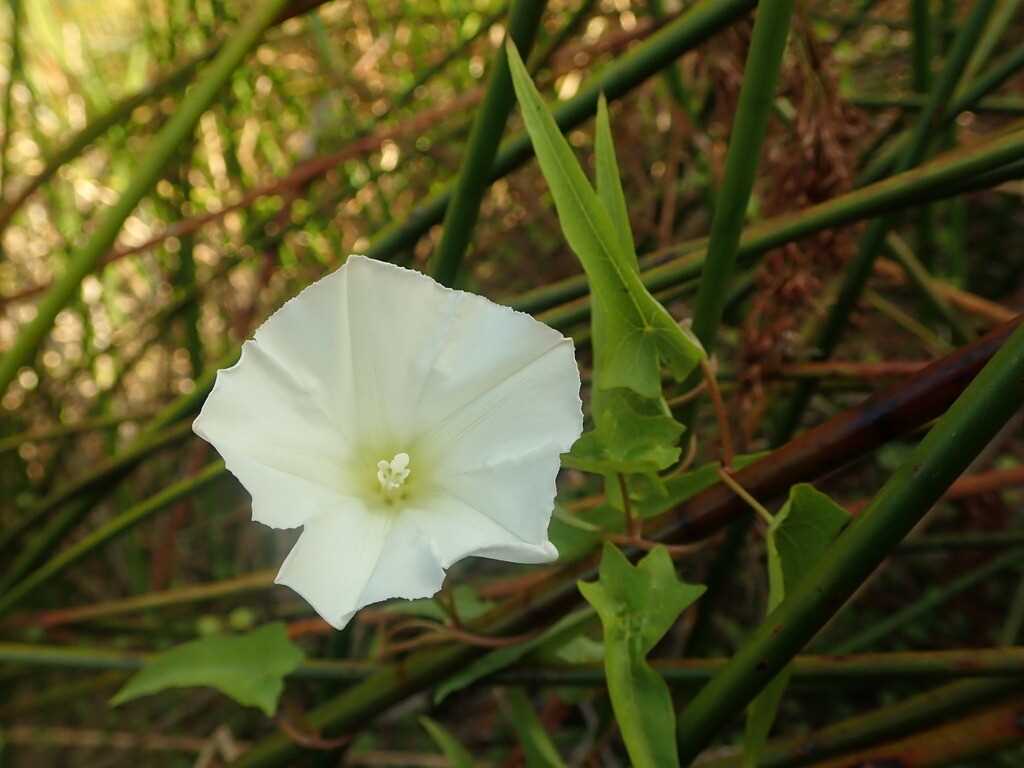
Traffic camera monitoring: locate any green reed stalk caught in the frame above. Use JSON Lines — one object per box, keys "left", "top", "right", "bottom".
{"left": 429, "top": 0, "right": 547, "bottom": 287}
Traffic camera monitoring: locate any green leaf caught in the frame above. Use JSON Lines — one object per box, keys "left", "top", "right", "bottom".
{"left": 419, "top": 716, "right": 474, "bottom": 768}
{"left": 578, "top": 543, "right": 705, "bottom": 768}
{"left": 110, "top": 623, "right": 304, "bottom": 716}
{"left": 564, "top": 389, "right": 684, "bottom": 475}
{"left": 547, "top": 634, "right": 604, "bottom": 664}
{"left": 507, "top": 41, "right": 704, "bottom": 399}
{"left": 771, "top": 485, "right": 851, "bottom": 602}
{"left": 434, "top": 607, "right": 595, "bottom": 704}
{"left": 594, "top": 94, "right": 637, "bottom": 272}
{"left": 744, "top": 485, "right": 850, "bottom": 765}
{"left": 500, "top": 688, "right": 568, "bottom": 768}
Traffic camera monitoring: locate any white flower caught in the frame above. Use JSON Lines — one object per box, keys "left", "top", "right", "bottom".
{"left": 193, "top": 256, "right": 583, "bottom": 629}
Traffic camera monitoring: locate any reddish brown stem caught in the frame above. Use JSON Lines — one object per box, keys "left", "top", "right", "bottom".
{"left": 651, "top": 318, "right": 1022, "bottom": 544}
{"left": 810, "top": 698, "right": 1024, "bottom": 768}
{"left": 276, "top": 717, "right": 352, "bottom": 751}
{"left": 946, "top": 464, "right": 1024, "bottom": 499}
{"left": 701, "top": 357, "right": 735, "bottom": 467}
{"left": 775, "top": 360, "right": 929, "bottom": 379}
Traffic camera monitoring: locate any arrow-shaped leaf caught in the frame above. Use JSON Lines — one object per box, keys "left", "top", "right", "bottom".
{"left": 507, "top": 42, "right": 704, "bottom": 399}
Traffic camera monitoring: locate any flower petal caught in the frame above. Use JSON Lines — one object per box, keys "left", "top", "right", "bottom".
{"left": 417, "top": 338, "right": 582, "bottom": 545}
{"left": 249, "top": 265, "right": 357, "bottom": 434}
{"left": 276, "top": 502, "right": 449, "bottom": 629}
{"left": 432, "top": 447, "right": 571, "bottom": 545}
{"left": 342, "top": 498, "right": 555, "bottom": 622}
{"left": 195, "top": 255, "right": 584, "bottom": 630}
{"left": 412, "top": 495, "right": 559, "bottom": 567}
{"left": 278, "top": 494, "right": 558, "bottom": 632}
{"left": 356, "top": 514, "right": 447, "bottom": 608}
{"left": 341, "top": 255, "right": 459, "bottom": 447}
{"left": 275, "top": 502, "right": 394, "bottom": 629}
{"left": 193, "top": 341, "right": 353, "bottom": 529}
{"left": 421, "top": 339, "right": 582, "bottom": 465}
{"left": 408, "top": 276, "right": 581, "bottom": 446}
{"left": 213, "top": 451, "right": 351, "bottom": 531}
{"left": 341, "top": 255, "right": 582, "bottom": 454}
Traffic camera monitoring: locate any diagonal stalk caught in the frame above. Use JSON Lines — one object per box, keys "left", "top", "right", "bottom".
{"left": 518, "top": 124, "right": 1024, "bottom": 321}
{"left": 0, "top": 0, "right": 292, "bottom": 397}
{"left": 675, "top": 319, "right": 1024, "bottom": 761}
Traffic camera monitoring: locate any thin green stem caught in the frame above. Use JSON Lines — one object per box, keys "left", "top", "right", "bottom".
{"left": 689, "top": 0, "right": 794, "bottom": 358}
{"left": 911, "top": 0, "right": 932, "bottom": 96}
{"left": 897, "top": 530, "right": 1024, "bottom": 553}
{"left": 962, "top": 0, "right": 1024, "bottom": 86}
{"left": 0, "top": 347, "right": 236, "bottom": 583}
{"left": 716, "top": 467, "right": 772, "bottom": 526}
{"left": 802, "top": 699, "right": 1024, "bottom": 768}
{"left": 886, "top": 232, "right": 973, "bottom": 344}
{"left": 0, "top": 420, "right": 194, "bottom": 559}
{"left": 646, "top": 0, "right": 689, "bottom": 108}
{"left": 910, "top": 0, "right": 934, "bottom": 269}
{"left": 851, "top": 93, "right": 1024, "bottom": 116}
{"left": 173, "top": 157, "right": 203, "bottom": 377}
{"left": 428, "top": 0, "right": 547, "bottom": 287}
{"left": 0, "top": 411, "right": 159, "bottom": 454}
{"left": 0, "top": 0, "right": 330, "bottom": 234}
{"left": 830, "top": 548, "right": 1024, "bottom": 653}
{"left": 22, "top": 570, "right": 274, "bottom": 628}
{"left": 865, "top": 289, "right": 951, "bottom": 356}
{"left": 0, "top": 53, "right": 211, "bottom": 235}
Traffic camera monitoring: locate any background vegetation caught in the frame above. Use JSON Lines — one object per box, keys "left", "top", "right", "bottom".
{"left": 1, "top": 0, "right": 1024, "bottom": 765}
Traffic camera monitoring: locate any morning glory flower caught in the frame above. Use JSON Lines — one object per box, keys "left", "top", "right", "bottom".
{"left": 193, "top": 256, "right": 583, "bottom": 629}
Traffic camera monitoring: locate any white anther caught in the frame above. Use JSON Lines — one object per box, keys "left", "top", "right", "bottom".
{"left": 376, "top": 452, "right": 411, "bottom": 495}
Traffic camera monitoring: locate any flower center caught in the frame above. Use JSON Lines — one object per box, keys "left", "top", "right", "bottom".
{"left": 376, "top": 452, "right": 411, "bottom": 499}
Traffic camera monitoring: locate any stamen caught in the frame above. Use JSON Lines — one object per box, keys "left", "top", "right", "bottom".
{"left": 376, "top": 452, "right": 411, "bottom": 497}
